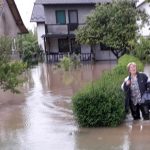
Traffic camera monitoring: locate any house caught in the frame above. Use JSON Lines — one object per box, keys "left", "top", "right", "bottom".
{"left": 136, "top": 0, "right": 150, "bottom": 37}
{"left": 31, "top": 0, "right": 116, "bottom": 62}
{"left": 0, "top": 0, "right": 28, "bottom": 37}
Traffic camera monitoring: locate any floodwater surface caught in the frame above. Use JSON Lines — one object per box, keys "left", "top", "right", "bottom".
{"left": 0, "top": 62, "right": 150, "bottom": 150}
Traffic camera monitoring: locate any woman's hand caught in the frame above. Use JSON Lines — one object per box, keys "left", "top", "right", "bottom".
{"left": 126, "top": 80, "right": 131, "bottom": 86}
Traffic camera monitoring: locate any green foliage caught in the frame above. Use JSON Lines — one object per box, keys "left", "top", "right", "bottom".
{"left": 0, "top": 36, "right": 12, "bottom": 62}
{"left": 0, "top": 36, "right": 27, "bottom": 93}
{"left": 0, "top": 61, "right": 26, "bottom": 93}
{"left": 72, "top": 69, "right": 125, "bottom": 127}
{"left": 72, "top": 54, "right": 144, "bottom": 127}
{"left": 118, "top": 54, "right": 144, "bottom": 71}
{"left": 132, "top": 37, "right": 150, "bottom": 63}
{"left": 70, "top": 53, "right": 80, "bottom": 69}
{"left": 17, "top": 31, "right": 42, "bottom": 67}
{"left": 76, "top": 0, "right": 148, "bottom": 59}
{"left": 59, "top": 56, "right": 73, "bottom": 71}
{"left": 58, "top": 55, "right": 80, "bottom": 71}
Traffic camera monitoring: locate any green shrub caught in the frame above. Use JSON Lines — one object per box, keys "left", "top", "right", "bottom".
{"left": 72, "top": 54, "right": 144, "bottom": 127}
{"left": 133, "top": 37, "right": 150, "bottom": 63}
{"left": 59, "top": 56, "right": 73, "bottom": 71}
{"left": 118, "top": 54, "right": 144, "bottom": 71}
{"left": 0, "top": 36, "right": 27, "bottom": 93}
{"left": 17, "top": 31, "right": 42, "bottom": 67}
{"left": 58, "top": 55, "right": 80, "bottom": 71}
{"left": 72, "top": 69, "right": 125, "bottom": 127}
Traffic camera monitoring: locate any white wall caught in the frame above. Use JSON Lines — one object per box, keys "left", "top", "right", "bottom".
{"left": 81, "top": 44, "right": 91, "bottom": 53}
{"left": 93, "top": 45, "right": 116, "bottom": 61}
{"left": 44, "top": 5, "right": 94, "bottom": 24}
{"left": 138, "top": 3, "right": 150, "bottom": 37}
{"left": 37, "top": 23, "right": 45, "bottom": 51}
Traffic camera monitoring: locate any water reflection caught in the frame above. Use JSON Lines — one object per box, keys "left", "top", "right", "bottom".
{"left": 74, "top": 120, "right": 150, "bottom": 150}
{"left": 0, "top": 62, "right": 150, "bottom": 150}
{"left": 42, "top": 62, "right": 115, "bottom": 96}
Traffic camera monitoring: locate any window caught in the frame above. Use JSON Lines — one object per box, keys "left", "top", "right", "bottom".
{"left": 68, "top": 10, "right": 78, "bottom": 31}
{"left": 56, "top": 10, "right": 66, "bottom": 24}
{"left": 58, "top": 38, "right": 69, "bottom": 52}
{"left": 68, "top": 10, "right": 78, "bottom": 24}
{"left": 71, "top": 38, "right": 81, "bottom": 54}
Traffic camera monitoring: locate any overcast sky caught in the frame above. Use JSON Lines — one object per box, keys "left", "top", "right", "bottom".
{"left": 14, "top": 0, "right": 36, "bottom": 30}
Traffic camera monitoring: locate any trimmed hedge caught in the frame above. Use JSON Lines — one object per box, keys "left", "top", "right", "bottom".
{"left": 72, "top": 54, "right": 144, "bottom": 127}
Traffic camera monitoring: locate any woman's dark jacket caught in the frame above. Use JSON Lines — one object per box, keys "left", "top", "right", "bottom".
{"left": 121, "top": 72, "right": 148, "bottom": 112}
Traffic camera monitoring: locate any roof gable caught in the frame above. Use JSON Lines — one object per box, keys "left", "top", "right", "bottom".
{"left": 6, "top": 0, "right": 28, "bottom": 34}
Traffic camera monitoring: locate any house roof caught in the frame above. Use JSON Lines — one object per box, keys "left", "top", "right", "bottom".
{"left": 31, "top": 0, "right": 111, "bottom": 22}
{"left": 30, "top": 4, "right": 45, "bottom": 22}
{"left": 35, "top": 0, "right": 111, "bottom": 4}
{"left": 6, "top": 0, "right": 28, "bottom": 34}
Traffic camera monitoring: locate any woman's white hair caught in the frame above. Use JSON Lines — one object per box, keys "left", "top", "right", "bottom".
{"left": 127, "top": 62, "right": 137, "bottom": 71}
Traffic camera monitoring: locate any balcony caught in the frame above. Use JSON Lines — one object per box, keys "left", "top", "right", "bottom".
{"left": 46, "top": 24, "right": 68, "bottom": 35}
{"left": 45, "top": 23, "right": 80, "bottom": 35}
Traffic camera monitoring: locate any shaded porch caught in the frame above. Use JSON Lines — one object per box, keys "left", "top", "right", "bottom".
{"left": 42, "top": 33, "right": 92, "bottom": 63}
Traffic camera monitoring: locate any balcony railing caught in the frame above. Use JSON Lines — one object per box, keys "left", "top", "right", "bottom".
{"left": 45, "top": 52, "right": 92, "bottom": 62}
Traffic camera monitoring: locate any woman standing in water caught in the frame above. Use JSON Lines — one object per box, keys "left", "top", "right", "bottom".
{"left": 121, "top": 62, "right": 149, "bottom": 120}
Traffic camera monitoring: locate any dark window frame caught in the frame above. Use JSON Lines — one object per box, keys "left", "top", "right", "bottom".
{"left": 68, "top": 10, "right": 78, "bottom": 24}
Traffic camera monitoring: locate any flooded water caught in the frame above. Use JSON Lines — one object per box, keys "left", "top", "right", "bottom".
{"left": 0, "top": 62, "right": 150, "bottom": 150}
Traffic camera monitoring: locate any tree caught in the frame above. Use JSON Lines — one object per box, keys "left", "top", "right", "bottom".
{"left": 0, "top": 36, "right": 26, "bottom": 93}
{"left": 16, "top": 30, "right": 42, "bottom": 67}
{"left": 132, "top": 37, "right": 150, "bottom": 62}
{"left": 76, "top": 0, "right": 148, "bottom": 59}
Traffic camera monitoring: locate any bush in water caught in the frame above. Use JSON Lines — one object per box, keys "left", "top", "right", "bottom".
{"left": 72, "top": 54, "right": 144, "bottom": 127}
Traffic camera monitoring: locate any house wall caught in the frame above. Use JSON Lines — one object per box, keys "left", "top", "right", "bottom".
{"left": 44, "top": 5, "right": 94, "bottom": 24}
{"left": 34, "top": 4, "right": 116, "bottom": 60}
{"left": 44, "top": 5, "right": 94, "bottom": 34}
{"left": 40, "top": 5, "right": 94, "bottom": 53}
{"left": 94, "top": 45, "right": 116, "bottom": 61}
{"left": 81, "top": 45, "right": 91, "bottom": 53}
{"left": 138, "top": 3, "right": 150, "bottom": 37}
{"left": 37, "top": 22, "right": 45, "bottom": 50}
{"left": 0, "top": 0, "right": 20, "bottom": 37}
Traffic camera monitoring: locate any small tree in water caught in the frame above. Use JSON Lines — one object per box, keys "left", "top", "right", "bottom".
{"left": 58, "top": 53, "right": 80, "bottom": 71}
{"left": 0, "top": 36, "right": 26, "bottom": 93}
